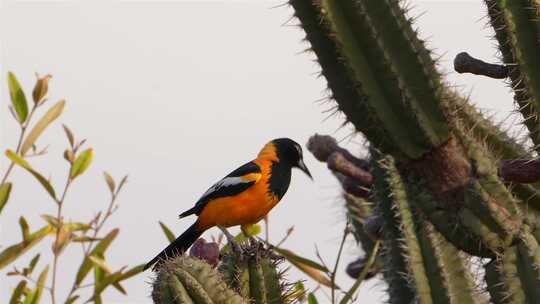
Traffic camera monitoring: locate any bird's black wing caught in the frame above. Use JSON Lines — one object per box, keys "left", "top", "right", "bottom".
{"left": 179, "top": 161, "right": 261, "bottom": 218}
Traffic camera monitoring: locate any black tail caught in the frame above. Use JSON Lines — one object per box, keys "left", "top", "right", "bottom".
{"left": 144, "top": 222, "right": 202, "bottom": 271}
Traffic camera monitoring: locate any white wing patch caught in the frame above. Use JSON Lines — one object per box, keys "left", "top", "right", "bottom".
{"left": 201, "top": 176, "right": 251, "bottom": 198}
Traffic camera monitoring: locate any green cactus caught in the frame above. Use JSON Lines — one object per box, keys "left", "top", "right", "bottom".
{"left": 152, "top": 255, "right": 247, "bottom": 304}
{"left": 296, "top": 0, "right": 540, "bottom": 302}
{"left": 484, "top": 0, "right": 540, "bottom": 149}
{"left": 152, "top": 241, "right": 300, "bottom": 304}
{"left": 219, "top": 241, "right": 293, "bottom": 304}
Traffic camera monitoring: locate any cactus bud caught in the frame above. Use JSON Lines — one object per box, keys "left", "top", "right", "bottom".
{"left": 32, "top": 74, "right": 52, "bottom": 104}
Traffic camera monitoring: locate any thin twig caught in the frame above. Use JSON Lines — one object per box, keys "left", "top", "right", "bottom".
{"left": 50, "top": 176, "right": 73, "bottom": 304}
{"left": 66, "top": 187, "right": 123, "bottom": 300}
{"left": 275, "top": 226, "right": 294, "bottom": 248}
{"left": 17, "top": 273, "right": 53, "bottom": 291}
{"left": 314, "top": 244, "right": 330, "bottom": 272}
{"left": 339, "top": 241, "right": 380, "bottom": 304}
{"left": 1, "top": 104, "right": 39, "bottom": 185}
{"left": 331, "top": 224, "right": 350, "bottom": 304}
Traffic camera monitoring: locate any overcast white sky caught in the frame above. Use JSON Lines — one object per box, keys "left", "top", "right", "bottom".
{"left": 0, "top": 1, "right": 516, "bottom": 303}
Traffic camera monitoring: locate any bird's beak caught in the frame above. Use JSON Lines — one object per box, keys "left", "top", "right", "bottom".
{"left": 298, "top": 158, "right": 313, "bottom": 180}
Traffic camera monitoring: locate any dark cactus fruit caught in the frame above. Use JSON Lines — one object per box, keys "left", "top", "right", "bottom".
{"left": 189, "top": 238, "right": 219, "bottom": 267}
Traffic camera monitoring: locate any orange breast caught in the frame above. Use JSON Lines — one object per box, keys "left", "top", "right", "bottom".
{"left": 196, "top": 159, "right": 279, "bottom": 231}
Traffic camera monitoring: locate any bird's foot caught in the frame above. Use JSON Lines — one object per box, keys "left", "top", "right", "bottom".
{"left": 218, "top": 225, "right": 242, "bottom": 254}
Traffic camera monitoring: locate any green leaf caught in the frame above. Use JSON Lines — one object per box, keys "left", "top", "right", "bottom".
{"left": 112, "top": 281, "right": 127, "bottom": 295}
{"left": 75, "top": 228, "right": 119, "bottom": 285}
{"left": 62, "top": 124, "right": 75, "bottom": 147}
{"left": 52, "top": 226, "right": 72, "bottom": 255}
{"left": 6, "top": 150, "right": 56, "bottom": 200}
{"left": 0, "top": 182, "right": 13, "bottom": 214}
{"left": 90, "top": 270, "right": 124, "bottom": 301}
{"left": 274, "top": 247, "right": 336, "bottom": 288}
{"left": 21, "top": 99, "right": 65, "bottom": 156}
{"left": 63, "top": 222, "right": 92, "bottom": 232}
{"left": 19, "top": 217, "right": 30, "bottom": 242}
{"left": 107, "top": 264, "right": 145, "bottom": 296}
{"left": 286, "top": 281, "right": 306, "bottom": 303}
{"left": 72, "top": 236, "right": 102, "bottom": 242}
{"left": 28, "top": 254, "right": 40, "bottom": 274}
{"left": 308, "top": 293, "right": 319, "bottom": 304}
{"left": 158, "top": 221, "right": 176, "bottom": 242}
{"left": 70, "top": 148, "right": 93, "bottom": 179}
{"left": 7, "top": 72, "right": 29, "bottom": 124}
{"left": 22, "top": 265, "right": 49, "bottom": 304}
{"left": 9, "top": 280, "right": 27, "bottom": 304}
{"left": 339, "top": 241, "right": 380, "bottom": 304}
{"left": 103, "top": 171, "right": 116, "bottom": 193}
{"left": 40, "top": 214, "right": 59, "bottom": 227}
{"left": 0, "top": 225, "right": 53, "bottom": 270}
{"left": 65, "top": 295, "right": 79, "bottom": 304}
{"left": 89, "top": 256, "right": 113, "bottom": 274}
{"left": 91, "top": 262, "right": 105, "bottom": 303}
{"left": 118, "top": 175, "right": 128, "bottom": 192}
{"left": 116, "top": 264, "right": 144, "bottom": 282}
{"left": 31, "top": 265, "right": 49, "bottom": 304}
{"left": 273, "top": 247, "right": 328, "bottom": 272}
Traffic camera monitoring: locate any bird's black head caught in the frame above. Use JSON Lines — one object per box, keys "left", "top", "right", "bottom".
{"left": 272, "top": 138, "right": 312, "bottom": 179}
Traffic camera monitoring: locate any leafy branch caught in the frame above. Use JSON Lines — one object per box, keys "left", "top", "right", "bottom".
{"left": 0, "top": 72, "right": 143, "bottom": 304}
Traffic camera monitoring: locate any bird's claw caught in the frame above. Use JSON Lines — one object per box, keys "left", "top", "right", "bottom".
{"left": 218, "top": 225, "right": 242, "bottom": 255}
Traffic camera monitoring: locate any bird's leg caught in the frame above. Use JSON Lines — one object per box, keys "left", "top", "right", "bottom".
{"left": 217, "top": 225, "right": 242, "bottom": 254}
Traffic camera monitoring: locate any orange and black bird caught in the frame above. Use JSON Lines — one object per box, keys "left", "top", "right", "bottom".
{"left": 144, "top": 138, "right": 312, "bottom": 270}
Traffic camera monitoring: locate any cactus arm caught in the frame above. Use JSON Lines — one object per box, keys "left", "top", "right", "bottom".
{"left": 485, "top": 260, "right": 508, "bottom": 304}
{"left": 374, "top": 154, "right": 441, "bottom": 303}
{"left": 372, "top": 155, "right": 416, "bottom": 303}
{"left": 454, "top": 100, "right": 526, "bottom": 159}
{"left": 382, "top": 163, "right": 433, "bottom": 304}
{"left": 484, "top": 0, "right": 540, "bottom": 148}
{"left": 291, "top": 0, "right": 452, "bottom": 158}
{"left": 171, "top": 268, "right": 222, "bottom": 304}
{"left": 426, "top": 224, "right": 481, "bottom": 304}
{"left": 517, "top": 244, "right": 540, "bottom": 301}
{"left": 499, "top": 0, "right": 540, "bottom": 110}
{"left": 167, "top": 274, "right": 195, "bottom": 304}
{"left": 153, "top": 256, "right": 247, "bottom": 304}
{"left": 247, "top": 257, "right": 268, "bottom": 304}
{"left": 454, "top": 125, "right": 522, "bottom": 244}
{"left": 416, "top": 226, "right": 451, "bottom": 304}
{"left": 321, "top": 0, "right": 435, "bottom": 158}
{"left": 260, "top": 257, "right": 283, "bottom": 304}
{"left": 219, "top": 244, "right": 290, "bottom": 304}
{"left": 501, "top": 246, "right": 527, "bottom": 303}
{"left": 356, "top": 0, "right": 449, "bottom": 145}
{"left": 288, "top": 0, "right": 399, "bottom": 155}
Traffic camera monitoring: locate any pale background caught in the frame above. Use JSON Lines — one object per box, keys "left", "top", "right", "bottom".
{"left": 0, "top": 0, "right": 516, "bottom": 303}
